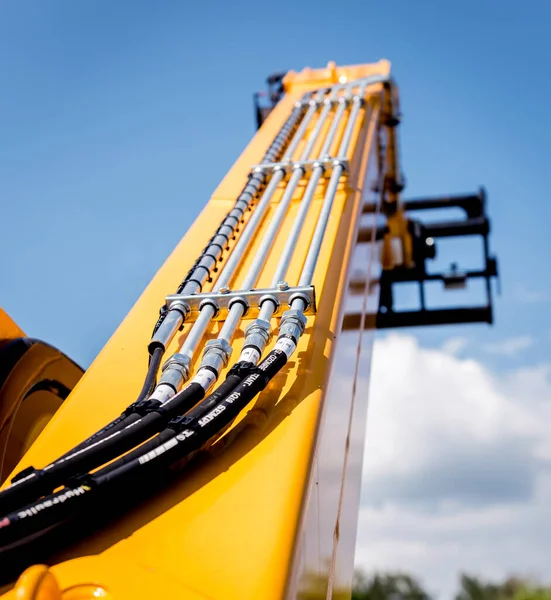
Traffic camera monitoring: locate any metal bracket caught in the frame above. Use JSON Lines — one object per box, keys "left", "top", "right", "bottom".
{"left": 165, "top": 285, "right": 317, "bottom": 323}
{"left": 348, "top": 188, "right": 499, "bottom": 331}
{"left": 251, "top": 157, "right": 349, "bottom": 177}
{"left": 294, "top": 96, "right": 355, "bottom": 109}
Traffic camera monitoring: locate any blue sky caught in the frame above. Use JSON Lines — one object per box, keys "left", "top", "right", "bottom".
{"left": 1, "top": 1, "right": 551, "bottom": 595}
{"left": 1, "top": 0, "right": 550, "bottom": 368}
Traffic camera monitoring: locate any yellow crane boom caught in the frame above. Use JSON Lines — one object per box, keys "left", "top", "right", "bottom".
{"left": 0, "top": 60, "right": 497, "bottom": 599}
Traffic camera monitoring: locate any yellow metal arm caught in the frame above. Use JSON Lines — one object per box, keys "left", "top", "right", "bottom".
{"left": 0, "top": 61, "right": 393, "bottom": 599}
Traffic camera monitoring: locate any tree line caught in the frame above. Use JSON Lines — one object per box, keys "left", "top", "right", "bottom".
{"left": 299, "top": 570, "right": 551, "bottom": 600}
{"left": 351, "top": 571, "right": 551, "bottom": 600}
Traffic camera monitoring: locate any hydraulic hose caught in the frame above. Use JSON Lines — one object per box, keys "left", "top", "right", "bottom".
{"left": 0, "top": 362, "right": 256, "bottom": 516}
{"left": 95, "top": 362, "right": 256, "bottom": 477}
{"left": 69, "top": 93, "right": 310, "bottom": 450}
{"left": 59, "top": 345, "right": 165, "bottom": 457}
{"left": 0, "top": 382, "right": 205, "bottom": 515}
{"left": 0, "top": 92, "right": 311, "bottom": 514}
{"left": 0, "top": 349, "right": 288, "bottom": 551}
{"left": 0, "top": 74, "right": 385, "bottom": 556}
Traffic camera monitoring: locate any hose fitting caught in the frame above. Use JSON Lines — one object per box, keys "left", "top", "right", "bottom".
{"left": 278, "top": 309, "right": 308, "bottom": 344}
{"left": 201, "top": 339, "right": 233, "bottom": 374}
{"left": 242, "top": 319, "right": 271, "bottom": 360}
{"left": 159, "top": 353, "right": 192, "bottom": 390}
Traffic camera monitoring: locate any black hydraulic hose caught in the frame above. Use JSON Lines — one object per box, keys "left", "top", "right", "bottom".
{"left": 0, "top": 350, "right": 288, "bottom": 551}
{"left": 0, "top": 95, "right": 311, "bottom": 544}
{"left": 57, "top": 91, "right": 310, "bottom": 453}
{"left": 1, "top": 345, "right": 165, "bottom": 509}
{"left": 97, "top": 363, "right": 254, "bottom": 477}
{"left": 58, "top": 346, "right": 165, "bottom": 458}
{"left": 1, "top": 93, "right": 311, "bottom": 497}
{"left": 0, "top": 382, "right": 205, "bottom": 515}
{"left": 97, "top": 349, "right": 286, "bottom": 486}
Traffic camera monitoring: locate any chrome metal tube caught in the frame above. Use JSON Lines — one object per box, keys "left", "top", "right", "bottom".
{"left": 274, "top": 80, "right": 368, "bottom": 346}
{"left": 217, "top": 302, "right": 244, "bottom": 343}
{"left": 200, "top": 92, "right": 335, "bottom": 371}
{"left": 298, "top": 165, "right": 345, "bottom": 287}
{"left": 149, "top": 96, "right": 311, "bottom": 351}
{"left": 299, "top": 85, "right": 369, "bottom": 287}
{"left": 179, "top": 306, "right": 216, "bottom": 358}
{"left": 243, "top": 169, "right": 301, "bottom": 290}
{"left": 337, "top": 84, "right": 369, "bottom": 158}
{"left": 214, "top": 173, "right": 283, "bottom": 291}
{"left": 319, "top": 93, "right": 350, "bottom": 158}
{"left": 215, "top": 163, "right": 305, "bottom": 349}
{"left": 283, "top": 94, "right": 323, "bottom": 160}
{"left": 273, "top": 77, "right": 390, "bottom": 362}
{"left": 256, "top": 89, "right": 347, "bottom": 325}
{"left": 215, "top": 93, "right": 324, "bottom": 291}
{"left": 163, "top": 76, "right": 384, "bottom": 389}
{"left": 161, "top": 95, "right": 323, "bottom": 391}
{"left": 268, "top": 89, "right": 347, "bottom": 288}
{"left": 298, "top": 90, "right": 330, "bottom": 159}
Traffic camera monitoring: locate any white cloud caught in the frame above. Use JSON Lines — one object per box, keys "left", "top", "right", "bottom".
{"left": 356, "top": 333, "right": 551, "bottom": 599}
{"left": 441, "top": 337, "right": 469, "bottom": 356}
{"left": 482, "top": 335, "right": 534, "bottom": 356}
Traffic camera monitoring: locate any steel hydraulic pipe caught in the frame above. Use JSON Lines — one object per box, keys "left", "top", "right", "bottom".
{"left": 149, "top": 95, "right": 311, "bottom": 352}
{"left": 215, "top": 91, "right": 332, "bottom": 346}
{"left": 155, "top": 94, "right": 325, "bottom": 396}
{"left": 272, "top": 89, "right": 350, "bottom": 284}
{"left": 298, "top": 90, "right": 332, "bottom": 159}
{"left": 281, "top": 92, "right": 326, "bottom": 160}
{"left": 127, "top": 95, "right": 321, "bottom": 408}
{"left": 160, "top": 78, "right": 379, "bottom": 392}
{"left": 299, "top": 85, "right": 369, "bottom": 286}
{"left": 197, "top": 91, "right": 336, "bottom": 377}
{"left": 217, "top": 168, "right": 303, "bottom": 345}
{"left": 214, "top": 173, "right": 285, "bottom": 291}
{"left": 277, "top": 83, "right": 373, "bottom": 356}
{"left": 163, "top": 78, "right": 380, "bottom": 386}
{"left": 255, "top": 89, "right": 351, "bottom": 326}
{"left": 158, "top": 78, "right": 380, "bottom": 369}
{"left": 319, "top": 92, "right": 352, "bottom": 160}
{"left": 212, "top": 165, "right": 310, "bottom": 346}
{"left": 214, "top": 94, "right": 323, "bottom": 292}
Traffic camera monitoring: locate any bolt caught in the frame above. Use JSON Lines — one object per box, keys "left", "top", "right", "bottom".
{"left": 277, "top": 281, "right": 289, "bottom": 291}
{"left": 219, "top": 286, "right": 230, "bottom": 294}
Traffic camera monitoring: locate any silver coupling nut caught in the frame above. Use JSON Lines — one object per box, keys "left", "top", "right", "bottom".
{"left": 201, "top": 338, "right": 233, "bottom": 373}
{"left": 160, "top": 352, "right": 192, "bottom": 389}
{"left": 244, "top": 318, "right": 271, "bottom": 351}
{"left": 279, "top": 309, "right": 308, "bottom": 342}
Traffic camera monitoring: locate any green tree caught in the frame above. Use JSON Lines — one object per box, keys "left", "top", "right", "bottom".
{"left": 352, "top": 570, "right": 431, "bottom": 600}
{"left": 456, "top": 574, "right": 551, "bottom": 600}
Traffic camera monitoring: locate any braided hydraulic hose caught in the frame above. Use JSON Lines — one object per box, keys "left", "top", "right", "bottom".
{"left": 0, "top": 93, "right": 311, "bottom": 515}
{"left": 0, "top": 349, "right": 288, "bottom": 552}
{"left": 0, "top": 74, "right": 386, "bottom": 558}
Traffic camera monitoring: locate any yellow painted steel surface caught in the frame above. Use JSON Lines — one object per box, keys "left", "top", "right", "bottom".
{"left": 0, "top": 309, "right": 25, "bottom": 341}
{"left": 0, "top": 61, "right": 388, "bottom": 599}
{"left": 0, "top": 310, "right": 84, "bottom": 487}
